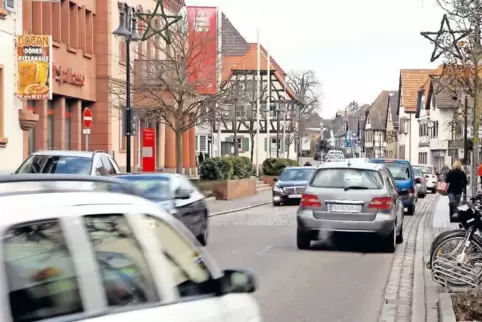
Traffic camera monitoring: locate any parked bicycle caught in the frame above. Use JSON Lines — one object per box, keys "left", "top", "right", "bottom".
{"left": 428, "top": 194, "right": 482, "bottom": 288}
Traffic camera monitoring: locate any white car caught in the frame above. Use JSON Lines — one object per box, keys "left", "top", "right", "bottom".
{"left": 412, "top": 164, "right": 437, "bottom": 193}
{"left": 0, "top": 175, "right": 261, "bottom": 322}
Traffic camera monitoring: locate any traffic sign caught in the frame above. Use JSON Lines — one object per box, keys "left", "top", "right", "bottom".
{"left": 83, "top": 108, "right": 92, "bottom": 129}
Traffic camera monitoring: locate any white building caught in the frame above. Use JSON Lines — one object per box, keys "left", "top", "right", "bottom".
{"left": 397, "top": 69, "right": 434, "bottom": 163}
{"left": 0, "top": 2, "right": 25, "bottom": 173}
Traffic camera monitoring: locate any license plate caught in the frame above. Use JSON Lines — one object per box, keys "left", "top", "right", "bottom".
{"left": 330, "top": 204, "right": 361, "bottom": 213}
{"left": 404, "top": 207, "right": 408, "bottom": 212}
{"left": 289, "top": 194, "right": 302, "bottom": 198}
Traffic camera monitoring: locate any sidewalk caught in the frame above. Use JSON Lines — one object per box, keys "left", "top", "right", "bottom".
{"left": 206, "top": 190, "right": 271, "bottom": 215}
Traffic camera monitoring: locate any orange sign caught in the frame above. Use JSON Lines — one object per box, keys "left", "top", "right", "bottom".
{"left": 53, "top": 64, "right": 85, "bottom": 87}
{"left": 16, "top": 35, "right": 52, "bottom": 100}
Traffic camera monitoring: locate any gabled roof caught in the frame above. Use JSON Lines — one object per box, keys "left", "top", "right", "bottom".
{"left": 222, "top": 44, "right": 296, "bottom": 99}
{"left": 367, "top": 90, "right": 393, "bottom": 130}
{"left": 398, "top": 69, "right": 435, "bottom": 113}
{"left": 221, "top": 14, "right": 249, "bottom": 56}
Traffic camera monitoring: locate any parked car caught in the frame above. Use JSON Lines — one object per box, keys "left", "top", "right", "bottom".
{"left": 324, "top": 150, "right": 344, "bottom": 162}
{"left": 412, "top": 167, "right": 427, "bottom": 198}
{"left": 272, "top": 166, "right": 316, "bottom": 206}
{"left": 296, "top": 161, "right": 404, "bottom": 252}
{"left": 0, "top": 175, "right": 260, "bottom": 322}
{"left": 412, "top": 163, "right": 438, "bottom": 193}
{"left": 370, "top": 159, "right": 417, "bottom": 215}
{"left": 116, "top": 173, "right": 210, "bottom": 246}
{"left": 14, "top": 150, "right": 120, "bottom": 176}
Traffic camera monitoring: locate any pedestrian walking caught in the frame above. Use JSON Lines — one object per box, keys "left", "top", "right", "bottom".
{"left": 445, "top": 161, "right": 468, "bottom": 219}
{"left": 198, "top": 152, "right": 204, "bottom": 166}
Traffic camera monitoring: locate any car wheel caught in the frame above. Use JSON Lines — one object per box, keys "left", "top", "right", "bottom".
{"left": 418, "top": 192, "right": 426, "bottom": 198}
{"left": 406, "top": 205, "right": 415, "bottom": 216}
{"left": 431, "top": 188, "right": 437, "bottom": 194}
{"left": 273, "top": 201, "right": 281, "bottom": 206}
{"left": 382, "top": 227, "right": 396, "bottom": 252}
{"left": 297, "top": 229, "right": 311, "bottom": 250}
{"left": 196, "top": 214, "right": 209, "bottom": 246}
{"left": 396, "top": 223, "right": 404, "bottom": 244}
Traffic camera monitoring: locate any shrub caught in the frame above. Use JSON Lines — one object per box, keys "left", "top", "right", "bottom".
{"left": 199, "top": 157, "right": 233, "bottom": 180}
{"left": 224, "top": 156, "right": 252, "bottom": 179}
{"left": 262, "top": 158, "right": 299, "bottom": 176}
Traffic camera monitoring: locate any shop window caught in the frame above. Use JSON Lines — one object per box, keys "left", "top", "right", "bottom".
{"left": 85, "top": 9, "right": 94, "bottom": 55}
{"left": 65, "top": 103, "right": 72, "bottom": 150}
{"left": 60, "top": 0, "right": 69, "bottom": 45}
{"left": 69, "top": 2, "right": 78, "bottom": 49}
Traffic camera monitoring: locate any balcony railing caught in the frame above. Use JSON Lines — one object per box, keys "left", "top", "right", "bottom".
{"left": 133, "top": 59, "right": 177, "bottom": 87}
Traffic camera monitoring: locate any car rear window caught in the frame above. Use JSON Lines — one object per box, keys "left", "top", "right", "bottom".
{"left": 310, "top": 168, "right": 383, "bottom": 189}
{"left": 279, "top": 168, "right": 315, "bottom": 181}
{"left": 380, "top": 163, "right": 411, "bottom": 180}
{"left": 413, "top": 167, "right": 422, "bottom": 177}
{"left": 417, "top": 165, "right": 433, "bottom": 175}
{"left": 16, "top": 155, "right": 92, "bottom": 175}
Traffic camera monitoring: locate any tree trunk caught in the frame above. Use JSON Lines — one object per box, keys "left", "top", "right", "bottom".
{"left": 287, "top": 142, "right": 291, "bottom": 158}
{"left": 250, "top": 135, "right": 255, "bottom": 164}
{"left": 233, "top": 119, "right": 238, "bottom": 156}
{"left": 175, "top": 115, "right": 183, "bottom": 173}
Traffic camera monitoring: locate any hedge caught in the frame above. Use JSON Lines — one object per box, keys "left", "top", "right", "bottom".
{"left": 262, "top": 158, "right": 299, "bottom": 176}
{"left": 199, "top": 156, "right": 253, "bottom": 181}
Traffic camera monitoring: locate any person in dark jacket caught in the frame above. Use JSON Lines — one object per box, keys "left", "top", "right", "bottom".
{"left": 304, "top": 161, "right": 312, "bottom": 166}
{"left": 446, "top": 161, "right": 468, "bottom": 216}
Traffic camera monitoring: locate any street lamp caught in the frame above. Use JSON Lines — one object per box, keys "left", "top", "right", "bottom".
{"left": 113, "top": 2, "right": 142, "bottom": 173}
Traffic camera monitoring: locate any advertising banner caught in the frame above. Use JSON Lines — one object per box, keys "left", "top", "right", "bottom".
{"left": 16, "top": 35, "right": 52, "bottom": 100}
{"left": 142, "top": 128, "right": 155, "bottom": 172}
{"left": 186, "top": 6, "right": 217, "bottom": 95}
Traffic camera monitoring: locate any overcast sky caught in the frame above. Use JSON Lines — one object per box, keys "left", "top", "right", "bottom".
{"left": 186, "top": 0, "right": 446, "bottom": 118}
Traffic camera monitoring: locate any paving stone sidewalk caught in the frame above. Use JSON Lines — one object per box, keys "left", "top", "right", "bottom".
{"left": 206, "top": 190, "right": 271, "bottom": 215}
{"left": 377, "top": 194, "right": 444, "bottom": 322}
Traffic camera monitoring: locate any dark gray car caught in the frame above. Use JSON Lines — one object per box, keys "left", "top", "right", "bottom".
{"left": 296, "top": 161, "right": 404, "bottom": 252}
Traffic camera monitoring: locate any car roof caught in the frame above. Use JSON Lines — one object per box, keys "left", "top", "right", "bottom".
{"left": 117, "top": 173, "right": 175, "bottom": 178}
{"left": 412, "top": 164, "right": 433, "bottom": 168}
{"left": 285, "top": 166, "right": 317, "bottom": 170}
{"left": 370, "top": 158, "right": 411, "bottom": 165}
{"left": 0, "top": 191, "right": 169, "bottom": 228}
{"left": 318, "top": 160, "right": 383, "bottom": 170}
{"left": 31, "top": 150, "right": 97, "bottom": 158}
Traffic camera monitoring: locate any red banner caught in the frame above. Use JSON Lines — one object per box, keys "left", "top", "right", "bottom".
{"left": 142, "top": 128, "right": 155, "bottom": 172}
{"left": 186, "top": 6, "right": 217, "bottom": 95}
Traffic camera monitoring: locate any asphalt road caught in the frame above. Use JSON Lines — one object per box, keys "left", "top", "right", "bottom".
{"left": 206, "top": 203, "right": 394, "bottom": 322}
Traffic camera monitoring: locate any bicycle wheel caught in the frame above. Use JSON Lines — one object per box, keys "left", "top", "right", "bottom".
{"left": 430, "top": 231, "right": 482, "bottom": 287}
{"left": 427, "top": 229, "right": 466, "bottom": 269}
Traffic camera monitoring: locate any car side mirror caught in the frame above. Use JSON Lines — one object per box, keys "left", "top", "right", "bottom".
{"left": 175, "top": 189, "right": 191, "bottom": 200}
{"left": 220, "top": 269, "right": 257, "bottom": 294}
{"left": 415, "top": 178, "right": 421, "bottom": 184}
{"left": 273, "top": 178, "right": 278, "bottom": 182}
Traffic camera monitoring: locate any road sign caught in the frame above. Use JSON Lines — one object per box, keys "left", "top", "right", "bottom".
{"left": 83, "top": 108, "right": 93, "bottom": 128}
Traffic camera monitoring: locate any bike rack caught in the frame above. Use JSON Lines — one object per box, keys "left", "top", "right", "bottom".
{"left": 432, "top": 257, "right": 481, "bottom": 289}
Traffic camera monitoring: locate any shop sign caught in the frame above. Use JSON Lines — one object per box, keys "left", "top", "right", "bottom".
{"left": 16, "top": 34, "right": 53, "bottom": 100}
{"left": 53, "top": 64, "right": 85, "bottom": 87}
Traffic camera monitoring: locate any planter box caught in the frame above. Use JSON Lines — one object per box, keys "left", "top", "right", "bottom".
{"left": 262, "top": 175, "right": 279, "bottom": 187}
{"left": 212, "top": 177, "right": 257, "bottom": 200}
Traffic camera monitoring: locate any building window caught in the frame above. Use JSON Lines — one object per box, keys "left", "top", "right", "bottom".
{"left": 196, "top": 135, "right": 208, "bottom": 153}
{"left": 431, "top": 121, "right": 439, "bottom": 138}
{"left": 418, "top": 152, "right": 428, "bottom": 164}
{"left": 60, "top": 0, "right": 69, "bottom": 45}
{"left": 52, "top": 1, "right": 61, "bottom": 42}
{"left": 65, "top": 102, "right": 72, "bottom": 150}
{"left": 85, "top": 9, "right": 94, "bottom": 55}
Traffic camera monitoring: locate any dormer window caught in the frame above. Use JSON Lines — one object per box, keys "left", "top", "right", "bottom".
{"left": 366, "top": 117, "right": 371, "bottom": 125}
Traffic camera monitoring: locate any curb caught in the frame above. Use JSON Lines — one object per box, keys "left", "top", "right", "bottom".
{"left": 209, "top": 201, "right": 271, "bottom": 217}
{"left": 438, "top": 293, "right": 457, "bottom": 322}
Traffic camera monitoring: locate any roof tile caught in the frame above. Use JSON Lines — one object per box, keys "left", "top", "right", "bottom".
{"left": 400, "top": 69, "right": 435, "bottom": 112}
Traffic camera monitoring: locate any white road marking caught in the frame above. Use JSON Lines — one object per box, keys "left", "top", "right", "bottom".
{"left": 257, "top": 245, "right": 273, "bottom": 255}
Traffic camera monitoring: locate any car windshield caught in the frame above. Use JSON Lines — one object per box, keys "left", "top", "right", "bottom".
{"left": 311, "top": 168, "right": 383, "bottom": 189}
{"left": 382, "top": 163, "right": 411, "bottom": 180}
{"left": 16, "top": 155, "right": 92, "bottom": 175}
{"left": 413, "top": 168, "right": 422, "bottom": 177}
{"left": 280, "top": 168, "right": 315, "bottom": 181}
{"left": 117, "top": 176, "right": 171, "bottom": 201}
{"left": 417, "top": 165, "right": 433, "bottom": 175}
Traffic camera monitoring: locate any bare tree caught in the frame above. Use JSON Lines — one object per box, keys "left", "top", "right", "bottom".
{"left": 284, "top": 70, "right": 322, "bottom": 156}
{"left": 110, "top": 14, "right": 237, "bottom": 173}
{"left": 346, "top": 100, "right": 361, "bottom": 114}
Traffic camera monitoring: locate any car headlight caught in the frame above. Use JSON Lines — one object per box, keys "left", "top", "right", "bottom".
{"left": 273, "top": 186, "right": 283, "bottom": 193}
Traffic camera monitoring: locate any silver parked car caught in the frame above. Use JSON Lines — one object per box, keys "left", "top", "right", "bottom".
{"left": 412, "top": 167, "right": 427, "bottom": 198}
{"left": 296, "top": 161, "right": 404, "bottom": 252}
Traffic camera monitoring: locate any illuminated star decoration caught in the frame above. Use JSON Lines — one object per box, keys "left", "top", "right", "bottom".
{"left": 420, "top": 14, "right": 470, "bottom": 62}
{"left": 429, "top": 73, "right": 446, "bottom": 95}
{"left": 136, "top": 0, "right": 182, "bottom": 44}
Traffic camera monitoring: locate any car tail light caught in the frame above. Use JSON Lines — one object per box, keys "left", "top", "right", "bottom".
{"left": 409, "top": 187, "right": 415, "bottom": 195}
{"left": 301, "top": 194, "right": 321, "bottom": 207}
{"left": 368, "top": 197, "right": 392, "bottom": 210}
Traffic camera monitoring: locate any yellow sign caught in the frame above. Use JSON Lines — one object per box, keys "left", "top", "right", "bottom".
{"left": 16, "top": 35, "right": 52, "bottom": 100}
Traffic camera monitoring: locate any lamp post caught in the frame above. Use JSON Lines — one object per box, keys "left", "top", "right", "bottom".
{"left": 113, "top": 2, "right": 142, "bottom": 173}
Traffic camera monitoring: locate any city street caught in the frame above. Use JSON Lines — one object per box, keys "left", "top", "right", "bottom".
{"left": 206, "top": 200, "right": 396, "bottom": 322}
